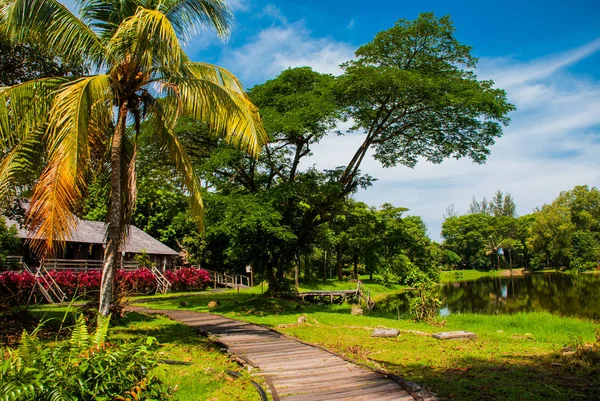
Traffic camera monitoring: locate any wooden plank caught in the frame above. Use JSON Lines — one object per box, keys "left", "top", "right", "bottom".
{"left": 334, "top": 390, "right": 415, "bottom": 401}
{"left": 273, "top": 371, "right": 381, "bottom": 386}
{"left": 431, "top": 331, "right": 476, "bottom": 340}
{"left": 277, "top": 376, "right": 388, "bottom": 395}
{"left": 259, "top": 360, "right": 350, "bottom": 374}
{"left": 241, "top": 348, "right": 322, "bottom": 360}
{"left": 280, "top": 381, "right": 404, "bottom": 401}
{"left": 257, "top": 364, "right": 365, "bottom": 380}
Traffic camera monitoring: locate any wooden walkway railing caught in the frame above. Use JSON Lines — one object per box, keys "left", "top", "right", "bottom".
{"left": 194, "top": 266, "right": 251, "bottom": 288}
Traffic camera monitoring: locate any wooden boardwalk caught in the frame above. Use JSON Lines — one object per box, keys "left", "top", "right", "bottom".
{"left": 132, "top": 308, "right": 433, "bottom": 401}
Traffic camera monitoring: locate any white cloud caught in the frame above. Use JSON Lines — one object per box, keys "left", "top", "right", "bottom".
{"left": 306, "top": 38, "right": 600, "bottom": 240}
{"left": 220, "top": 15, "right": 355, "bottom": 85}
{"left": 347, "top": 19, "right": 355, "bottom": 30}
{"left": 227, "top": 0, "right": 250, "bottom": 12}
{"left": 260, "top": 4, "right": 288, "bottom": 24}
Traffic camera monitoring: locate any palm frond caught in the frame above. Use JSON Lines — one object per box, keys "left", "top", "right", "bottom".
{"left": 0, "top": 126, "right": 44, "bottom": 199}
{"left": 0, "top": 77, "right": 68, "bottom": 149}
{"left": 2, "top": 0, "right": 106, "bottom": 66}
{"left": 27, "top": 75, "right": 114, "bottom": 256}
{"left": 109, "top": 6, "right": 188, "bottom": 74}
{"left": 78, "top": 0, "right": 142, "bottom": 40}
{"left": 183, "top": 62, "right": 246, "bottom": 93}
{"left": 146, "top": 99, "right": 204, "bottom": 229}
{"left": 161, "top": 0, "right": 232, "bottom": 42}
{"left": 169, "top": 77, "right": 267, "bottom": 157}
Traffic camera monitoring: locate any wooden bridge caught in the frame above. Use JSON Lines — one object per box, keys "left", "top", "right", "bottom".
{"left": 297, "top": 281, "right": 376, "bottom": 310}
{"left": 196, "top": 267, "right": 251, "bottom": 289}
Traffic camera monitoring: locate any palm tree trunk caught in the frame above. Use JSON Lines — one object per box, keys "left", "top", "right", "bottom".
{"left": 99, "top": 103, "right": 128, "bottom": 317}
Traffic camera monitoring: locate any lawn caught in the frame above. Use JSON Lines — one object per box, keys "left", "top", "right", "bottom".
{"left": 133, "top": 287, "right": 600, "bottom": 401}
{"left": 439, "top": 270, "right": 501, "bottom": 283}
{"left": 27, "top": 306, "right": 269, "bottom": 401}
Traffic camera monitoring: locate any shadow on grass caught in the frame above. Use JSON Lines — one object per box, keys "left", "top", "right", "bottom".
{"left": 113, "top": 312, "right": 216, "bottom": 349}
{"left": 371, "top": 351, "right": 600, "bottom": 401}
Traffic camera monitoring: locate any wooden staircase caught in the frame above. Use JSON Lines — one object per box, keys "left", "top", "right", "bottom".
{"left": 149, "top": 265, "right": 171, "bottom": 294}
{"left": 24, "top": 263, "right": 67, "bottom": 304}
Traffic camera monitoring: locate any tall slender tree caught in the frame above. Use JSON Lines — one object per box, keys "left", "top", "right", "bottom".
{"left": 0, "top": 0, "right": 266, "bottom": 315}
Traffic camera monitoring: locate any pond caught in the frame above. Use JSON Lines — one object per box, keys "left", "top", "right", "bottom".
{"left": 377, "top": 272, "right": 600, "bottom": 320}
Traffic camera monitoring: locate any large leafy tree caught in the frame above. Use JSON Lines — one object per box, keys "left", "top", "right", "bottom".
{"left": 0, "top": 0, "right": 266, "bottom": 315}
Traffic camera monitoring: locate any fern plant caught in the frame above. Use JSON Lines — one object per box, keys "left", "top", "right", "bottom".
{"left": 0, "top": 316, "right": 172, "bottom": 400}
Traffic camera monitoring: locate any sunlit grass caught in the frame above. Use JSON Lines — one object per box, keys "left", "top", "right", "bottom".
{"left": 133, "top": 289, "right": 599, "bottom": 401}
{"left": 28, "top": 305, "right": 268, "bottom": 401}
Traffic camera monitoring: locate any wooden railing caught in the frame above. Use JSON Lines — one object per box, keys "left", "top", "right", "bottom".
{"left": 23, "top": 263, "right": 66, "bottom": 304}
{"left": 42, "top": 259, "right": 139, "bottom": 271}
{"left": 149, "top": 265, "right": 171, "bottom": 294}
{"left": 356, "top": 281, "right": 375, "bottom": 311}
{"left": 196, "top": 267, "right": 251, "bottom": 288}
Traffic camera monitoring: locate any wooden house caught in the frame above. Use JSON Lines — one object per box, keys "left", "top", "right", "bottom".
{"left": 6, "top": 217, "right": 178, "bottom": 269}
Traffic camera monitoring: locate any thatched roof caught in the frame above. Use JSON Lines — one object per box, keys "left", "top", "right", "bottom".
{"left": 4, "top": 217, "right": 178, "bottom": 256}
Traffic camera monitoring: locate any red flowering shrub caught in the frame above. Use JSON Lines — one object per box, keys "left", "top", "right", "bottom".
{"left": 164, "top": 267, "right": 210, "bottom": 292}
{"left": 1, "top": 266, "right": 211, "bottom": 305}
{"left": 119, "top": 269, "right": 156, "bottom": 294}
{"left": 0, "top": 271, "right": 36, "bottom": 304}
{"left": 47, "top": 270, "right": 80, "bottom": 298}
{"left": 78, "top": 270, "right": 103, "bottom": 294}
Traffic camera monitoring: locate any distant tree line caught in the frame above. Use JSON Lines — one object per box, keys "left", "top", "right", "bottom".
{"left": 441, "top": 186, "right": 600, "bottom": 272}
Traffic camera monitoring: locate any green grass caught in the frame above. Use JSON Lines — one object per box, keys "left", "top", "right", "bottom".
{"left": 439, "top": 269, "right": 501, "bottom": 283}
{"left": 28, "top": 305, "right": 268, "bottom": 401}
{"left": 133, "top": 289, "right": 600, "bottom": 401}
{"left": 298, "top": 275, "right": 407, "bottom": 295}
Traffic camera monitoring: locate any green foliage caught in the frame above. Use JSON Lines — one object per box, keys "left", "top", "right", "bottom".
{"left": 336, "top": 12, "right": 514, "bottom": 170}
{"left": 0, "top": 32, "right": 85, "bottom": 87}
{"left": 468, "top": 190, "right": 517, "bottom": 217}
{"left": 529, "top": 186, "right": 600, "bottom": 270}
{"left": 0, "top": 217, "right": 20, "bottom": 269}
{"left": 134, "top": 250, "right": 154, "bottom": 268}
{"left": 408, "top": 280, "right": 444, "bottom": 324}
{"left": 0, "top": 315, "right": 171, "bottom": 400}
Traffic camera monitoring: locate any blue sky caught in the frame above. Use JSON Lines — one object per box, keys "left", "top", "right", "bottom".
{"left": 65, "top": 0, "right": 600, "bottom": 240}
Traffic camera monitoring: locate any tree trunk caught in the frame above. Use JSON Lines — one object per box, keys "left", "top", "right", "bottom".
{"left": 353, "top": 252, "right": 358, "bottom": 279}
{"left": 323, "top": 252, "right": 327, "bottom": 282}
{"left": 294, "top": 261, "right": 299, "bottom": 289}
{"left": 99, "top": 103, "right": 128, "bottom": 317}
{"left": 266, "top": 262, "right": 278, "bottom": 296}
{"left": 303, "top": 252, "right": 310, "bottom": 283}
{"left": 336, "top": 246, "right": 343, "bottom": 281}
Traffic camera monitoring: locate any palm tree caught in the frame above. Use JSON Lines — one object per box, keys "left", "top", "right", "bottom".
{"left": 0, "top": 0, "right": 267, "bottom": 315}
{"left": 485, "top": 236, "right": 503, "bottom": 270}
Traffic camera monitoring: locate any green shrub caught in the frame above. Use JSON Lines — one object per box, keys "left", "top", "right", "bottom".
{"left": 408, "top": 280, "right": 444, "bottom": 324}
{"left": 0, "top": 316, "right": 172, "bottom": 400}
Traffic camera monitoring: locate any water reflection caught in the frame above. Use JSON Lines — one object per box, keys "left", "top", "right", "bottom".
{"left": 377, "top": 273, "right": 600, "bottom": 320}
